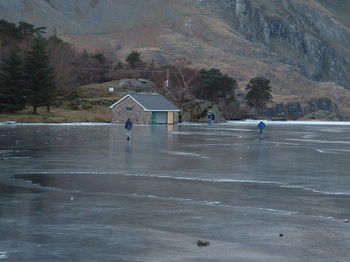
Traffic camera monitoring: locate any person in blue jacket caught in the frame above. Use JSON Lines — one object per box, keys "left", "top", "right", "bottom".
{"left": 257, "top": 121, "right": 266, "bottom": 139}
{"left": 125, "top": 118, "right": 133, "bottom": 140}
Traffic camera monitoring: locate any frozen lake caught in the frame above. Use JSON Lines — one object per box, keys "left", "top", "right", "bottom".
{"left": 1, "top": 121, "right": 350, "bottom": 261}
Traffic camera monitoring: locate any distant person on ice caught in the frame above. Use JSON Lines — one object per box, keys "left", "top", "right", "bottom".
{"left": 207, "top": 111, "right": 215, "bottom": 126}
{"left": 211, "top": 112, "right": 215, "bottom": 125}
{"left": 125, "top": 118, "right": 133, "bottom": 140}
{"left": 257, "top": 121, "right": 266, "bottom": 139}
{"left": 207, "top": 111, "right": 212, "bottom": 125}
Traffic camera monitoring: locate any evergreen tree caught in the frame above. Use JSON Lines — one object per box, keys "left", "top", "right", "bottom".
{"left": 0, "top": 19, "right": 21, "bottom": 39}
{"left": 125, "top": 51, "right": 141, "bottom": 68}
{"left": 0, "top": 49, "right": 25, "bottom": 113}
{"left": 245, "top": 77, "right": 272, "bottom": 114}
{"left": 114, "top": 61, "right": 123, "bottom": 70}
{"left": 24, "top": 35, "right": 56, "bottom": 114}
{"left": 17, "top": 21, "right": 46, "bottom": 39}
{"left": 198, "top": 68, "right": 238, "bottom": 102}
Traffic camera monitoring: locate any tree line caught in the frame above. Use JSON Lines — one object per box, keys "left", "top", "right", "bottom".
{"left": 0, "top": 19, "right": 272, "bottom": 117}
{"left": 0, "top": 21, "right": 55, "bottom": 113}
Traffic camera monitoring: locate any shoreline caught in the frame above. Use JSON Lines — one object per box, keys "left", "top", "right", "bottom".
{"left": 2, "top": 120, "right": 350, "bottom": 126}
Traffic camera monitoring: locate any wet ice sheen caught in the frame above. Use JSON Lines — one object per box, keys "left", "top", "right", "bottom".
{"left": 1, "top": 121, "right": 350, "bottom": 261}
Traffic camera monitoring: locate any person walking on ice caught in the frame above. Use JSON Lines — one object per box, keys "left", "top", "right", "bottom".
{"left": 125, "top": 118, "right": 133, "bottom": 140}
{"left": 211, "top": 112, "right": 215, "bottom": 125}
{"left": 257, "top": 121, "right": 266, "bottom": 139}
{"left": 207, "top": 111, "right": 214, "bottom": 126}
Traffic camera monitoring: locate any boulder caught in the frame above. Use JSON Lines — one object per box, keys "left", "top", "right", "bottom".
{"left": 115, "top": 79, "right": 155, "bottom": 93}
{"left": 180, "top": 99, "right": 224, "bottom": 122}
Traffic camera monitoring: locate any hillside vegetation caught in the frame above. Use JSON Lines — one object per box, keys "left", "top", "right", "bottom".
{"left": 1, "top": 1, "right": 350, "bottom": 120}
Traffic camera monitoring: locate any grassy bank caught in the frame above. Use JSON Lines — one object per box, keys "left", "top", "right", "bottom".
{"left": 0, "top": 81, "right": 124, "bottom": 123}
{"left": 0, "top": 105, "right": 112, "bottom": 123}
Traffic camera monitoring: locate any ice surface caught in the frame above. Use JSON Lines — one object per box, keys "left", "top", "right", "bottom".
{"left": 1, "top": 122, "right": 350, "bottom": 261}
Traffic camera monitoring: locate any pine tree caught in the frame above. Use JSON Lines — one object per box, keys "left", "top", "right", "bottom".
{"left": 0, "top": 49, "right": 25, "bottom": 113}
{"left": 125, "top": 51, "right": 141, "bottom": 69}
{"left": 245, "top": 77, "right": 272, "bottom": 114}
{"left": 198, "top": 68, "right": 238, "bottom": 102}
{"left": 24, "top": 35, "right": 56, "bottom": 114}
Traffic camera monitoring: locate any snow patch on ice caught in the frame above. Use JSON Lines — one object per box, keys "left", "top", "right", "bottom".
{"left": 227, "top": 120, "right": 350, "bottom": 126}
{"left": 172, "top": 131, "right": 216, "bottom": 136}
{"left": 123, "top": 173, "right": 285, "bottom": 186}
{"left": 166, "top": 151, "right": 208, "bottom": 158}
{"left": 124, "top": 173, "right": 350, "bottom": 196}
{"left": 216, "top": 128, "right": 252, "bottom": 132}
{"left": 272, "top": 142, "right": 300, "bottom": 146}
{"left": 281, "top": 184, "right": 350, "bottom": 196}
{"left": 316, "top": 148, "right": 350, "bottom": 154}
{"left": 286, "top": 138, "right": 350, "bottom": 144}
{"left": 256, "top": 207, "right": 299, "bottom": 215}
{"left": 0, "top": 251, "right": 8, "bottom": 259}
{"left": 131, "top": 193, "right": 193, "bottom": 202}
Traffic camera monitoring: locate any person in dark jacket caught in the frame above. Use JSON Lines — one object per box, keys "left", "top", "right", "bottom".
{"left": 125, "top": 118, "right": 133, "bottom": 140}
{"left": 211, "top": 112, "right": 215, "bottom": 125}
{"left": 257, "top": 121, "right": 266, "bottom": 139}
{"left": 207, "top": 111, "right": 213, "bottom": 126}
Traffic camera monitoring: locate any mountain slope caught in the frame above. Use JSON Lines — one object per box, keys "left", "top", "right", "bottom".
{"left": 1, "top": 0, "right": 350, "bottom": 116}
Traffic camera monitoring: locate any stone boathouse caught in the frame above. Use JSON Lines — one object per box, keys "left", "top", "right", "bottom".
{"left": 110, "top": 93, "right": 180, "bottom": 124}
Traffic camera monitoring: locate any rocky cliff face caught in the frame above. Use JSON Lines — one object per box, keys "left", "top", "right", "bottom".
{"left": 204, "top": 0, "right": 350, "bottom": 88}
{"left": 266, "top": 97, "right": 343, "bottom": 120}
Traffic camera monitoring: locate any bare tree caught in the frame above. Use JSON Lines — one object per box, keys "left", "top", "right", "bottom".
{"left": 172, "top": 58, "right": 200, "bottom": 104}
{"left": 48, "top": 37, "right": 79, "bottom": 95}
{"left": 151, "top": 58, "right": 200, "bottom": 106}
